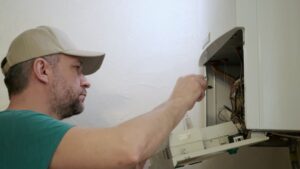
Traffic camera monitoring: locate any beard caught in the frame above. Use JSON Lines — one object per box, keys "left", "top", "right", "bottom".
{"left": 50, "top": 75, "right": 85, "bottom": 119}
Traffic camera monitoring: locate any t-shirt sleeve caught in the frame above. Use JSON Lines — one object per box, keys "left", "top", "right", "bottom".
{"left": 0, "top": 111, "right": 74, "bottom": 169}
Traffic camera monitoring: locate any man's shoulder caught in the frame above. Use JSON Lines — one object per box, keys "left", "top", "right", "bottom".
{"left": 0, "top": 109, "right": 75, "bottom": 169}
{"left": 0, "top": 109, "right": 46, "bottom": 124}
{"left": 0, "top": 109, "right": 74, "bottom": 133}
{"left": 0, "top": 109, "right": 48, "bottom": 118}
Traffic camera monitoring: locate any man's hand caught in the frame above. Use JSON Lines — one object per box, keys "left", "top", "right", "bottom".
{"left": 169, "top": 74, "right": 207, "bottom": 111}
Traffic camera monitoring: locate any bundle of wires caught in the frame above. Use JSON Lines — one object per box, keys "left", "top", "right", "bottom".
{"left": 209, "top": 47, "right": 247, "bottom": 135}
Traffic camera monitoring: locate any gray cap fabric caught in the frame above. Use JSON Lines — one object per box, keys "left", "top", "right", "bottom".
{"left": 1, "top": 26, "right": 105, "bottom": 75}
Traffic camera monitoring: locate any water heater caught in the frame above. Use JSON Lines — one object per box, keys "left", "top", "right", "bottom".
{"left": 149, "top": 0, "right": 300, "bottom": 166}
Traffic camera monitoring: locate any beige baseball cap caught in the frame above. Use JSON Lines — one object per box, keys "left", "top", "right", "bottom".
{"left": 1, "top": 26, "right": 105, "bottom": 75}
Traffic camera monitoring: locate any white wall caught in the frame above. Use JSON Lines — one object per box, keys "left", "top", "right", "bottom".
{"left": 0, "top": 0, "right": 208, "bottom": 130}
{"left": 0, "top": 0, "right": 290, "bottom": 168}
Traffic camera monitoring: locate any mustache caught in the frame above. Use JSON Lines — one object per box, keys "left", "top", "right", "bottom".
{"left": 80, "top": 90, "right": 87, "bottom": 96}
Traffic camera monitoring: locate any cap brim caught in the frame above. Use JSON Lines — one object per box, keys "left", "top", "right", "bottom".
{"left": 62, "top": 50, "right": 105, "bottom": 75}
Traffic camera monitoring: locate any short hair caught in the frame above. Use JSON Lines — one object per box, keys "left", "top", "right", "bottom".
{"left": 4, "top": 54, "right": 59, "bottom": 98}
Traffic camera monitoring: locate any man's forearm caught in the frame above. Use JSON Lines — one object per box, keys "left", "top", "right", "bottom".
{"left": 50, "top": 75, "right": 206, "bottom": 169}
{"left": 116, "top": 98, "right": 189, "bottom": 162}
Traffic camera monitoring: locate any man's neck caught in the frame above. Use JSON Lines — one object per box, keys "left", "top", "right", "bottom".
{"left": 7, "top": 90, "right": 60, "bottom": 119}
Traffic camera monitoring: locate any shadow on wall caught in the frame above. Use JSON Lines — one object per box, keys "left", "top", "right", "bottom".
{"left": 180, "top": 147, "right": 291, "bottom": 169}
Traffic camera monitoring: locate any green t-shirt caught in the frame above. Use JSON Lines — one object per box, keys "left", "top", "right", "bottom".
{"left": 0, "top": 110, "right": 74, "bottom": 169}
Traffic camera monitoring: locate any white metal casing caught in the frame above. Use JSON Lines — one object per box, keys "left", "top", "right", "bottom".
{"left": 236, "top": 0, "right": 300, "bottom": 131}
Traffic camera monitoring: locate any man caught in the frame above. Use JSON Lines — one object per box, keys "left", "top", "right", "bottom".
{"left": 0, "top": 26, "right": 207, "bottom": 169}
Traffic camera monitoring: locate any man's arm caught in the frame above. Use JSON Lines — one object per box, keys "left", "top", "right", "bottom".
{"left": 50, "top": 74, "right": 207, "bottom": 169}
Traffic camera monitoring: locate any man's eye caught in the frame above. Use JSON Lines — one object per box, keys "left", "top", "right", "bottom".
{"left": 73, "top": 65, "right": 82, "bottom": 73}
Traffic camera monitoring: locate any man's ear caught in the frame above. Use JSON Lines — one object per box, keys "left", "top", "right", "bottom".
{"left": 32, "top": 58, "right": 52, "bottom": 84}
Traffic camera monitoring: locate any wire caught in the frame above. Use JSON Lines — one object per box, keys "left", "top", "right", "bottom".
{"left": 209, "top": 64, "right": 235, "bottom": 84}
{"left": 207, "top": 47, "right": 247, "bottom": 134}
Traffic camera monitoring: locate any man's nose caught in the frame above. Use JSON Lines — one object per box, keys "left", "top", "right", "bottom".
{"left": 80, "top": 75, "right": 91, "bottom": 88}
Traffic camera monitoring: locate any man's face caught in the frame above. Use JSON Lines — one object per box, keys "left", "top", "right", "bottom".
{"left": 49, "top": 54, "right": 90, "bottom": 119}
